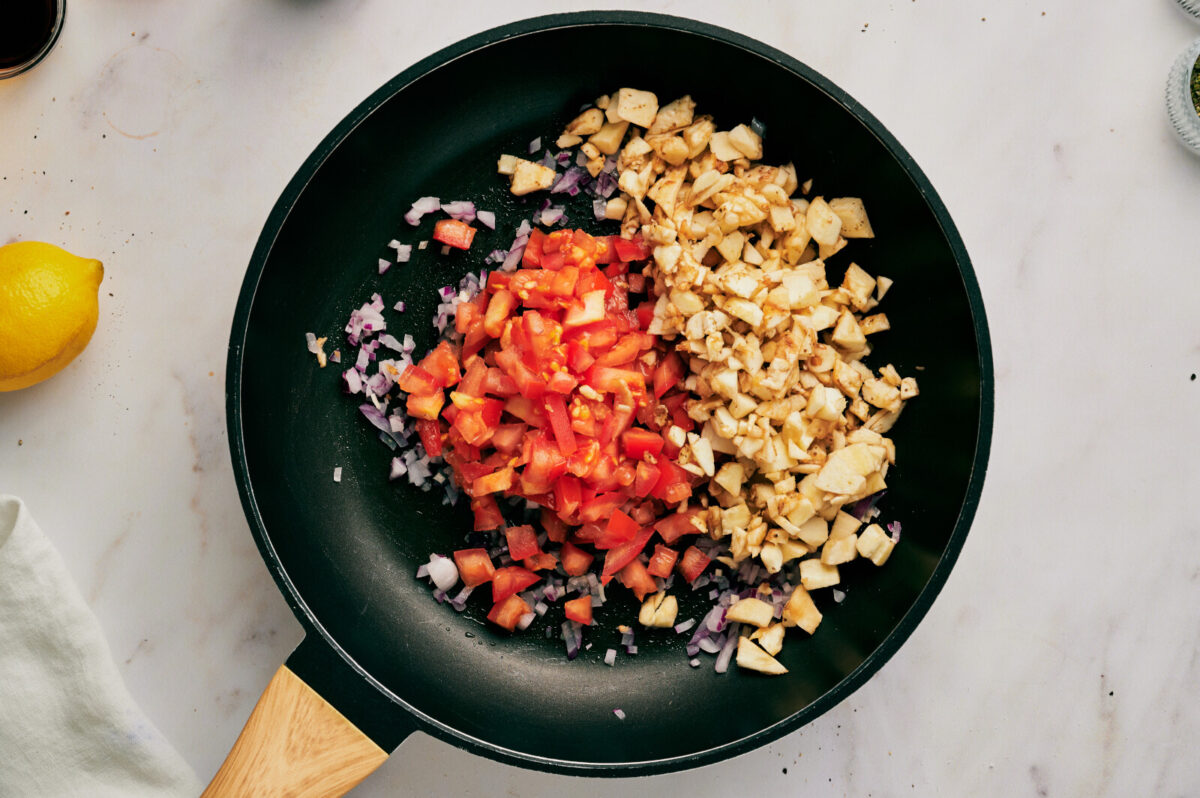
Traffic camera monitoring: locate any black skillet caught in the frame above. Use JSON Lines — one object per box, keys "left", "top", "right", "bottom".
{"left": 208, "top": 11, "right": 993, "bottom": 796}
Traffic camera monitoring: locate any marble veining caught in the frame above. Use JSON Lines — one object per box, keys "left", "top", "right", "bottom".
{"left": 2, "top": 0, "right": 1200, "bottom": 795}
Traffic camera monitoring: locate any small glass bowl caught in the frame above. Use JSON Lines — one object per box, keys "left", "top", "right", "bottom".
{"left": 0, "top": 0, "right": 66, "bottom": 81}
{"left": 1167, "top": 37, "right": 1200, "bottom": 155}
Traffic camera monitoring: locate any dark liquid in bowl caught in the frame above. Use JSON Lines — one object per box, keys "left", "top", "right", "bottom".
{"left": 0, "top": 0, "right": 58, "bottom": 69}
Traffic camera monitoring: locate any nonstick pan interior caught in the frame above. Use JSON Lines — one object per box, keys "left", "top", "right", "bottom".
{"left": 229, "top": 13, "right": 991, "bottom": 773}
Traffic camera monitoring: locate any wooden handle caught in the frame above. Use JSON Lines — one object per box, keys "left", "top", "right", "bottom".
{"left": 202, "top": 665, "right": 389, "bottom": 798}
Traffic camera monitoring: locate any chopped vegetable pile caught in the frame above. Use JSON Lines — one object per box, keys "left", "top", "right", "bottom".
{"left": 311, "top": 86, "right": 916, "bottom": 676}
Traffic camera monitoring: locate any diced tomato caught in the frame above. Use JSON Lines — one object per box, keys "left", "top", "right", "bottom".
{"left": 406, "top": 391, "right": 444, "bottom": 420}
{"left": 487, "top": 593, "right": 531, "bottom": 631}
{"left": 482, "top": 367, "right": 518, "bottom": 396}
{"left": 455, "top": 300, "right": 481, "bottom": 334}
{"left": 628, "top": 502, "right": 657, "bottom": 526}
{"left": 432, "top": 218, "right": 477, "bottom": 250}
{"left": 654, "top": 508, "right": 702, "bottom": 544}
{"left": 546, "top": 369, "right": 578, "bottom": 394}
{"left": 491, "top": 566, "right": 540, "bottom": 603}
{"left": 620, "top": 428, "right": 664, "bottom": 460}
{"left": 613, "top": 235, "right": 650, "bottom": 262}
{"left": 634, "top": 301, "right": 656, "bottom": 331}
{"left": 540, "top": 509, "right": 568, "bottom": 543}
{"left": 503, "top": 395, "right": 546, "bottom": 426}
{"left": 600, "top": 526, "right": 653, "bottom": 584}
{"left": 523, "top": 552, "right": 558, "bottom": 571}
{"left": 633, "top": 460, "right": 661, "bottom": 498}
{"left": 594, "top": 509, "right": 640, "bottom": 550}
{"left": 652, "top": 352, "right": 684, "bottom": 399}
{"left": 678, "top": 545, "right": 711, "bottom": 584}
{"left": 588, "top": 366, "right": 645, "bottom": 395}
{"left": 617, "top": 558, "right": 658, "bottom": 601}
{"left": 453, "top": 548, "right": 495, "bottom": 587}
{"left": 397, "top": 364, "right": 439, "bottom": 395}
{"left": 566, "top": 439, "right": 600, "bottom": 479}
{"left": 539, "top": 249, "right": 565, "bottom": 271}
{"left": 563, "top": 595, "right": 593, "bottom": 625}
{"left": 549, "top": 265, "right": 579, "bottom": 297}
{"left": 490, "top": 423, "right": 525, "bottom": 455}
{"left": 592, "top": 332, "right": 645, "bottom": 369}
{"left": 543, "top": 393, "right": 577, "bottom": 455}
{"left": 661, "top": 392, "right": 694, "bottom": 433}
{"left": 504, "top": 524, "right": 541, "bottom": 561}
{"left": 646, "top": 544, "right": 679, "bottom": 578}
{"left": 471, "top": 496, "right": 504, "bottom": 531}
{"left": 578, "top": 491, "right": 625, "bottom": 524}
{"left": 418, "top": 341, "right": 461, "bottom": 388}
{"left": 559, "top": 542, "right": 595, "bottom": 576}
{"left": 552, "top": 474, "right": 582, "bottom": 519}
{"left": 562, "top": 289, "right": 607, "bottom": 329}
{"left": 520, "top": 433, "right": 568, "bottom": 494}
{"left": 566, "top": 341, "right": 595, "bottom": 373}
{"left": 472, "top": 466, "right": 513, "bottom": 496}
{"left": 522, "top": 228, "right": 546, "bottom": 267}
{"left": 484, "top": 289, "right": 517, "bottom": 338}
{"left": 650, "top": 460, "right": 693, "bottom": 504}
{"left": 575, "top": 267, "right": 610, "bottom": 297}
{"left": 415, "top": 419, "right": 443, "bottom": 457}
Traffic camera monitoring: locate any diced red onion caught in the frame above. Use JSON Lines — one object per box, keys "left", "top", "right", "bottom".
{"left": 538, "top": 151, "right": 556, "bottom": 168}
{"left": 832, "top": 589, "right": 846, "bottom": 604}
{"left": 593, "top": 198, "right": 608, "bottom": 221}
{"left": 329, "top": 350, "right": 341, "bottom": 363}
{"left": 626, "top": 645, "right": 638, "bottom": 655}
{"left": 427, "top": 554, "right": 459, "bottom": 592}
{"left": 697, "top": 637, "right": 722, "bottom": 655}
{"left": 377, "top": 334, "right": 406, "bottom": 353}
{"left": 604, "top": 648, "right": 617, "bottom": 666}
{"left": 551, "top": 167, "right": 587, "bottom": 195}
{"left": 714, "top": 624, "right": 740, "bottom": 673}
{"left": 517, "top": 612, "right": 537, "bottom": 631}
{"left": 394, "top": 300, "right": 407, "bottom": 313}
{"left": 888, "top": 521, "right": 902, "bottom": 542}
{"left": 378, "top": 258, "right": 390, "bottom": 275}
{"left": 555, "top": 151, "right": 571, "bottom": 166}
{"left": 393, "top": 244, "right": 412, "bottom": 263}
{"left": 689, "top": 658, "right": 701, "bottom": 668}
{"left": 613, "top": 708, "right": 626, "bottom": 720}
{"left": 595, "top": 171, "right": 618, "bottom": 198}
{"left": 602, "top": 155, "right": 616, "bottom": 174}
{"left": 332, "top": 467, "right": 342, "bottom": 483}
{"left": 540, "top": 206, "right": 565, "bottom": 226}
{"left": 440, "top": 245, "right": 450, "bottom": 256}
{"left": 343, "top": 369, "right": 363, "bottom": 394}
{"left": 441, "top": 200, "right": 477, "bottom": 223}
{"left": 674, "top": 618, "right": 696, "bottom": 634}
{"left": 415, "top": 563, "right": 430, "bottom": 579}
{"left": 477, "top": 210, "right": 496, "bottom": 230}
{"left": 515, "top": 219, "right": 532, "bottom": 237}
{"left": 404, "top": 195, "right": 440, "bottom": 226}
{"left": 389, "top": 457, "right": 407, "bottom": 481}
{"left": 528, "top": 137, "right": 541, "bottom": 154}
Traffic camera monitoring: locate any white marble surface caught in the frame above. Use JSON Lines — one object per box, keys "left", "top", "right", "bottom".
{"left": 3, "top": 0, "right": 1200, "bottom": 794}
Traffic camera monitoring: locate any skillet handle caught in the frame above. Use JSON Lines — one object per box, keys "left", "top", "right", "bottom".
{"left": 202, "top": 636, "right": 415, "bottom": 797}
{"left": 200, "top": 664, "right": 388, "bottom": 797}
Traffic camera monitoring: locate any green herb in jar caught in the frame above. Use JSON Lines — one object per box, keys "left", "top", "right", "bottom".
{"left": 1192, "top": 56, "right": 1200, "bottom": 116}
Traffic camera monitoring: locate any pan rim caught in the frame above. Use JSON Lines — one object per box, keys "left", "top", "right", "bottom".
{"left": 225, "top": 9, "right": 994, "bottom": 775}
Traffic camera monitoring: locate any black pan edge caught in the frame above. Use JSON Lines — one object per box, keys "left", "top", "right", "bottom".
{"left": 225, "top": 10, "right": 994, "bottom": 776}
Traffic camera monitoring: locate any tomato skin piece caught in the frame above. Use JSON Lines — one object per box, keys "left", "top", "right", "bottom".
{"left": 621, "top": 428, "right": 665, "bottom": 460}
{"left": 453, "top": 548, "right": 496, "bottom": 587}
{"left": 397, "top": 364, "right": 440, "bottom": 395}
{"left": 487, "top": 594, "right": 532, "bottom": 631}
{"left": 563, "top": 595, "right": 593, "bottom": 625}
{"left": 491, "top": 566, "right": 540, "bottom": 603}
{"left": 559, "top": 542, "right": 595, "bottom": 576}
{"left": 678, "top": 545, "right": 711, "bottom": 584}
{"left": 415, "top": 419, "right": 443, "bottom": 457}
{"left": 600, "top": 526, "right": 654, "bottom": 584}
{"left": 470, "top": 496, "right": 504, "bottom": 531}
{"left": 406, "top": 391, "right": 444, "bottom": 420}
{"left": 617, "top": 558, "right": 658, "bottom": 601}
{"left": 433, "top": 218, "right": 477, "bottom": 250}
{"left": 646, "top": 544, "right": 679, "bottom": 578}
{"left": 504, "top": 524, "right": 541, "bottom": 561}
{"left": 654, "top": 508, "right": 702, "bottom": 544}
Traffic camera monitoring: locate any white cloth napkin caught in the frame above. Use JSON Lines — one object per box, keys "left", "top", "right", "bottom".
{"left": 0, "top": 495, "right": 202, "bottom": 797}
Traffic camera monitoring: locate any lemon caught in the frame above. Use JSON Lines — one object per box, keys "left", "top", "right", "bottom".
{"left": 0, "top": 241, "right": 103, "bottom": 392}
